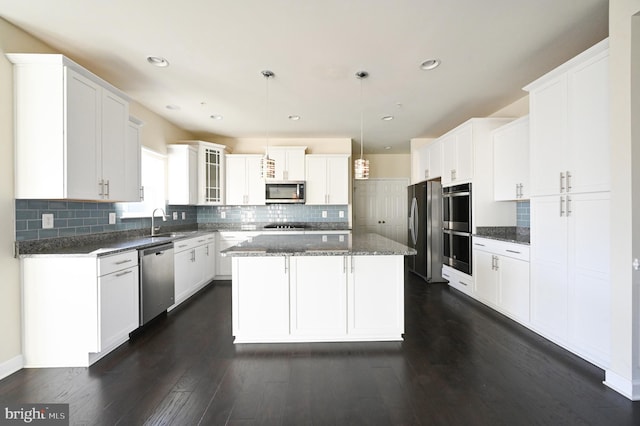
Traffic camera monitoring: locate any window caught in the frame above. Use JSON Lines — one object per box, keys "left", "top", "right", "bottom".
{"left": 118, "top": 147, "right": 166, "bottom": 218}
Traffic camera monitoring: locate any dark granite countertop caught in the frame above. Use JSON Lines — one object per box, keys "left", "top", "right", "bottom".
{"left": 15, "top": 222, "right": 353, "bottom": 257}
{"left": 474, "top": 226, "right": 530, "bottom": 245}
{"left": 222, "top": 232, "right": 416, "bottom": 257}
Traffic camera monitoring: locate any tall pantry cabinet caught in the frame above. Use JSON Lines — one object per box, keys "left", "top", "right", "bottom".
{"left": 525, "top": 39, "right": 610, "bottom": 368}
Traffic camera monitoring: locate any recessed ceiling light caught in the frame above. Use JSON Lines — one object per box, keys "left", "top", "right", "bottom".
{"left": 165, "top": 104, "right": 180, "bottom": 110}
{"left": 384, "top": 146, "right": 392, "bottom": 150}
{"left": 381, "top": 115, "right": 394, "bottom": 121}
{"left": 210, "top": 114, "right": 223, "bottom": 120}
{"left": 420, "top": 59, "right": 441, "bottom": 70}
{"left": 147, "top": 56, "right": 170, "bottom": 67}
{"left": 288, "top": 115, "right": 301, "bottom": 121}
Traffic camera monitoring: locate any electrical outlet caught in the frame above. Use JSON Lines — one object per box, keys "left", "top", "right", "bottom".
{"left": 322, "top": 210, "right": 327, "bottom": 218}
{"left": 181, "top": 212, "right": 186, "bottom": 220}
{"left": 220, "top": 211, "right": 226, "bottom": 219}
{"left": 173, "top": 212, "right": 178, "bottom": 220}
{"left": 42, "top": 213, "right": 54, "bottom": 229}
{"left": 339, "top": 210, "right": 344, "bottom": 218}
{"left": 339, "top": 235, "right": 345, "bottom": 242}
{"left": 322, "top": 235, "right": 327, "bottom": 242}
{"left": 108, "top": 212, "right": 116, "bottom": 225}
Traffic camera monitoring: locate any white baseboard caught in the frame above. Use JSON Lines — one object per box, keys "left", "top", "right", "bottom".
{"left": 604, "top": 369, "right": 640, "bottom": 400}
{"left": 0, "top": 354, "right": 24, "bottom": 380}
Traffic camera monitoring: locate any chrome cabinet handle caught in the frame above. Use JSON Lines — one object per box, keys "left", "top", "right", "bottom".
{"left": 506, "top": 249, "right": 521, "bottom": 254}
{"left": 284, "top": 256, "right": 289, "bottom": 273}
{"left": 425, "top": 169, "right": 429, "bottom": 179}
{"left": 191, "top": 249, "right": 196, "bottom": 262}
{"left": 560, "top": 172, "right": 565, "bottom": 193}
{"left": 351, "top": 255, "right": 355, "bottom": 273}
{"left": 114, "top": 259, "right": 133, "bottom": 265}
{"left": 567, "top": 196, "right": 572, "bottom": 216}
{"left": 560, "top": 196, "right": 565, "bottom": 217}
{"left": 343, "top": 256, "right": 347, "bottom": 274}
{"left": 140, "top": 186, "right": 145, "bottom": 201}
{"left": 105, "top": 180, "right": 110, "bottom": 198}
{"left": 98, "top": 179, "right": 104, "bottom": 197}
{"left": 566, "top": 171, "right": 572, "bottom": 192}
{"left": 114, "top": 269, "right": 133, "bottom": 278}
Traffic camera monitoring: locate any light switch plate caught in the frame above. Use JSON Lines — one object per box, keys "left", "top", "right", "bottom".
{"left": 181, "top": 212, "right": 186, "bottom": 220}
{"left": 322, "top": 210, "right": 327, "bottom": 218}
{"left": 339, "top": 210, "right": 344, "bottom": 218}
{"left": 173, "top": 212, "right": 178, "bottom": 220}
{"left": 108, "top": 212, "right": 116, "bottom": 225}
{"left": 220, "top": 211, "right": 226, "bottom": 219}
{"left": 42, "top": 213, "right": 54, "bottom": 229}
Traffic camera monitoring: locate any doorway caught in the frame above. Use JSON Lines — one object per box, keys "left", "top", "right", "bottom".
{"left": 353, "top": 178, "right": 409, "bottom": 245}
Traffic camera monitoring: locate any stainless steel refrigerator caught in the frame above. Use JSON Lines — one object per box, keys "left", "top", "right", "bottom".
{"left": 408, "top": 181, "right": 445, "bottom": 282}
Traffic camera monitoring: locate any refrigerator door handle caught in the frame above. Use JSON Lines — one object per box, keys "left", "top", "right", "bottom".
{"left": 410, "top": 197, "right": 418, "bottom": 245}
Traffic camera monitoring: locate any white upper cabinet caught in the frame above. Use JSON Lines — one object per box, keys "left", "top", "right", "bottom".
{"left": 305, "top": 154, "right": 350, "bottom": 205}
{"left": 441, "top": 122, "right": 475, "bottom": 186}
{"left": 226, "top": 154, "right": 266, "bottom": 205}
{"left": 8, "top": 54, "right": 136, "bottom": 201}
{"left": 267, "top": 146, "right": 306, "bottom": 181}
{"left": 167, "top": 141, "right": 227, "bottom": 205}
{"left": 125, "top": 117, "right": 143, "bottom": 202}
{"left": 493, "top": 116, "right": 530, "bottom": 201}
{"left": 416, "top": 139, "right": 442, "bottom": 181}
{"left": 525, "top": 39, "right": 609, "bottom": 197}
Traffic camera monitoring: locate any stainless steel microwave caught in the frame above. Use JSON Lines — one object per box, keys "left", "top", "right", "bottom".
{"left": 265, "top": 181, "right": 305, "bottom": 204}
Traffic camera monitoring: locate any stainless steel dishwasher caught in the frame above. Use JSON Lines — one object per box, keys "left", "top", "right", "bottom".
{"left": 139, "top": 242, "right": 175, "bottom": 325}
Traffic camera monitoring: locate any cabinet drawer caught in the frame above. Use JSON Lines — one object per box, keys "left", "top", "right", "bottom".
{"left": 98, "top": 250, "right": 138, "bottom": 276}
{"left": 174, "top": 235, "right": 208, "bottom": 252}
{"left": 473, "top": 237, "right": 529, "bottom": 261}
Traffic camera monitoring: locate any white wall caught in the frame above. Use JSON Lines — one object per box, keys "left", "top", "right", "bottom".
{"left": 207, "top": 137, "right": 352, "bottom": 155}
{"left": 367, "top": 154, "right": 410, "bottom": 179}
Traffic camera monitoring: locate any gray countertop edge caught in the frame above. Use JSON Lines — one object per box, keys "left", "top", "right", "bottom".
{"left": 224, "top": 249, "right": 417, "bottom": 257}
{"left": 473, "top": 234, "right": 530, "bottom": 246}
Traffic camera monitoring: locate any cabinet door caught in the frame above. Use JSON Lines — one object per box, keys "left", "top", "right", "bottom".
{"left": 100, "top": 89, "right": 129, "bottom": 200}
{"left": 200, "top": 145, "right": 223, "bottom": 204}
{"left": 498, "top": 256, "right": 530, "bottom": 323}
{"left": 232, "top": 257, "right": 290, "bottom": 339}
{"left": 428, "top": 140, "right": 443, "bottom": 180}
{"left": 530, "top": 195, "right": 568, "bottom": 341}
{"left": 473, "top": 250, "right": 498, "bottom": 306}
{"left": 290, "top": 256, "right": 347, "bottom": 337}
{"left": 305, "top": 156, "right": 328, "bottom": 204}
{"left": 529, "top": 76, "right": 568, "bottom": 196}
{"left": 567, "top": 53, "right": 610, "bottom": 194}
{"left": 125, "top": 120, "right": 142, "bottom": 202}
{"left": 204, "top": 241, "right": 216, "bottom": 282}
{"left": 441, "top": 134, "right": 456, "bottom": 185}
{"left": 245, "top": 155, "right": 266, "bottom": 205}
{"left": 493, "top": 117, "right": 529, "bottom": 201}
{"left": 226, "top": 155, "right": 247, "bottom": 205}
{"left": 174, "top": 248, "right": 198, "bottom": 304}
{"left": 348, "top": 256, "right": 404, "bottom": 337}
{"left": 418, "top": 143, "right": 431, "bottom": 180}
{"left": 567, "top": 192, "right": 610, "bottom": 366}
{"left": 99, "top": 266, "right": 139, "bottom": 351}
{"left": 326, "top": 156, "right": 349, "bottom": 204}
{"left": 65, "top": 67, "right": 101, "bottom": 200}
{"left": 454, "top": 124, "right": 473, "bottom": 182}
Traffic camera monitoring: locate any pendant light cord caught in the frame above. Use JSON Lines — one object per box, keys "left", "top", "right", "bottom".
{"left": 360, "top": 76, "right": 364, "bottom": 160}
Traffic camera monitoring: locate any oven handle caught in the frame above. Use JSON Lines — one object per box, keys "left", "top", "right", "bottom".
{"left": 442, "top": 191, "right": 470, "bottom": 198}
{"left": 443, "top": 229, "right": 471, "bottom": 237}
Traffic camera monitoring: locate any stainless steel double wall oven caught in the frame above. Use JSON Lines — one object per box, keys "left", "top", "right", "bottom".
{"left": 442, "top": 183, "right": 472, "bottom": 274}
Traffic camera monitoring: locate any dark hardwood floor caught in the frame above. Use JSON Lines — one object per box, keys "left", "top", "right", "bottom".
{"left": 2, "top": 270, "right": 639, "bottom": 425}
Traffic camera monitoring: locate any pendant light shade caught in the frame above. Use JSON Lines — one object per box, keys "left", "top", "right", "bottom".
{"left": 261, "top": 70, "right": 276, "bottom": 179}
{"left": 354, "top": 71, "right": 370, "bottom": 180}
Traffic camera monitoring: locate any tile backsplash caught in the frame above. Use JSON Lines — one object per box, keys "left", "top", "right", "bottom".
{"left": 517, "top": 200, "right": 530, "bottom": 228}
{"left": 15, "top": 200, "right": 348, "bottom": 241}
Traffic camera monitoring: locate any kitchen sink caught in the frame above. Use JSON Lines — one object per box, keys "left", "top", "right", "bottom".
{"left": 151, "top": 230, "right": 199, "bottom": 239}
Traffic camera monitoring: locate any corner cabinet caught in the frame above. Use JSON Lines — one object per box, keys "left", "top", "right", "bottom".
{"left": 225, "top": 154, "right": 266, "bottom": 205}
{"left": 305, "top": 154, "right": 350, "bottom": 205}
{"left": 167, "top": 141, "right": 227, "bottom": 205}
{"left": 8, "top": 53, "right": 139, "bottom": 201}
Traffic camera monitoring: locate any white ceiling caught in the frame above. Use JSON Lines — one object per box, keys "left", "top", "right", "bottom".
{"left": 0, "top": 0, "right": 608, "bottom": 154}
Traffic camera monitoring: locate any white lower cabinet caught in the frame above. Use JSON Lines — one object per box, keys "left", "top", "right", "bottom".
{"left": 21, "top": 250, "right": 139, "bottom": 367}
{"left": 172, "top": 233, "right": 216, "bottom": 307}
{"left": 232, "top": 255, "right": 404, "bottom": 343}
{"left": 233, "top": 256, "right": 290, "bottom": 339}
{"left": 473, "top": 238, "right": 530, "bottom": 324}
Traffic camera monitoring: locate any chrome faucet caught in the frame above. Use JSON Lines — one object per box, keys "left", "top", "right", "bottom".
{"left": 151, "top": 208, "right": 167, "bottom": 236}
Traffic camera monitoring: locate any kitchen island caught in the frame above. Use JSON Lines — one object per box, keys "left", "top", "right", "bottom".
{"left": 222, "top": 232, "right": 416, "bottom": 343}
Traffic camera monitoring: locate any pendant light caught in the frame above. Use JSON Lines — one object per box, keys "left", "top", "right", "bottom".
{"left": 354, "top": 71, "right": 370, "bottom": 180}
{"left": 260, "top": 70, "right": 276, "bottom": 179}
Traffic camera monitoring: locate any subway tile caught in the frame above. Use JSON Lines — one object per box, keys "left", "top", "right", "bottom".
{"left": 16, "top": 210, "right": 38, "bottom": 220}
{"left": 16, "top": 230, "right": 38, "bottom": 241}
{"left": 27, "top": 200, "right": 49, "bottom": 210}
{"left": 48, "top": 201, "right": 68, "bottom": 210}
{"left": 15, "top": 200, "right": 29, "bottom": 209}
{"left": 38, "top": 229, "right": 59, "bottom": 239}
